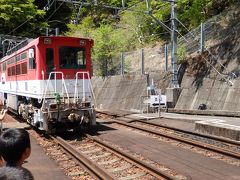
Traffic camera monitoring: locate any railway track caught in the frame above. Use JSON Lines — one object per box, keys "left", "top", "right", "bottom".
{"left": 8, "top": 111, "right": 240, "bottom": 179}
{"left": 5, "top": 112, "right": 185, "bottom": 179}
{"left": 130, "top": 119, "right": 240, "bottom": 157}
{"left": 97, "top": 113, "right": 240, "bottom": 161}
{"left": 50, "top": 134, "right": 181, "bottom": 180}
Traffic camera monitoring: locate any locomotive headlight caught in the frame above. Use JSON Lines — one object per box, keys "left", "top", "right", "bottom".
{"left": 80, "top": 40, "right": 85, "bottom": 46}
{"left": 44, "top": 38, "right": 52, "bottom": 44}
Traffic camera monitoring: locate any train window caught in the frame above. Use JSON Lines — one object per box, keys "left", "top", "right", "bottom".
{"left": 16, "top": 55, "right": 20, "bottom": 62}
{"left": 21, "top": 62, "right": 27, "bottom": 74}
{"left": 8, "top": 67, "right": 11, "bottom": 76}
{"left": 7, "top": 58, "right": 11, "bottom": 65}
{"left": 77, "top": 51, "right": 86, "bottom": 66}
{"left": 29, "top": 49, "right": 35, "bottom": 58}
{"left": 29, "top": 58, "right": 36, "bottom": 69}
{"left": 46, "top": 48, "right": 54, "bottom": 76}
{"left": 11, "top": 66, "right": 16, "bottom": 76}
{"left": 29, "top": 48, "right": 36, "bottom": 69}
{"left": 16, "top": 64, "right": 21, "bottom": 75}
{"left": 21, "top": 52, "right": 27, "bottom": 60}
{"left": 7, "top": 58, "right": 14, "bottom": 65}
{"left": 59, "top": 46, "right": 86, "bottom": 69}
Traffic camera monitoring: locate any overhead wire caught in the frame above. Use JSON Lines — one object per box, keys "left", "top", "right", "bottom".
{"left": 118, "top": 0, "right": 145, "bottom": 14}
{"left": 45, "top": 1, "right": 65, "bottom": 22}
{"left": 6, "top": 0, "right": 65, "bottom": 36}
{"left": 7, "top": 18, "right": 33, "bottom": 35}
{"left": 6, "top": 0, "right": 235, "bottom": 86}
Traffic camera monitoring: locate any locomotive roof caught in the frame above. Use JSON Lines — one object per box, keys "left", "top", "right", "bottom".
{"left": 0, "top": 36, "right": 93, "bottom": 62}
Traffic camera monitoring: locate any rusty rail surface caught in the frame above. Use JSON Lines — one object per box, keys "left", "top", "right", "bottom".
{"left": 50, "top": 135, "right": 115, "bottom": 180}
{"left": 132, "top": 119, "right": 240, "bottom": 146}
{"left": 112, "top": 119, "right": 240, "bottom": 160}
{"left": 87, "top": 134, "right": 179, "bottom": 180}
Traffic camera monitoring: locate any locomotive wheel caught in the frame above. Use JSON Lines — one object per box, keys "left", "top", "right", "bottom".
{"left": 47, "top": 121, "right": 57, "bottom": 134}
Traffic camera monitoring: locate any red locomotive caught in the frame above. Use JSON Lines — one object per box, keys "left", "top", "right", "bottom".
{"left": 0, "top": 36, "right": 96, "bottom": 133}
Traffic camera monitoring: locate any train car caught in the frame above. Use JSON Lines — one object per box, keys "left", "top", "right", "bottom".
{"left": 0, "top": 36, "right": 96, "bottom": 133}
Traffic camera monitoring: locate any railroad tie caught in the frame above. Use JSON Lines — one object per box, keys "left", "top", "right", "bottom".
{"left": 90, "top": 152, "right": 111, "bottom": 160}
{"left": 98, "top": 158, "right": 120, "bottom": 165}
{"left": 82, "top": 148, "right": 102, "bottom": 154}
{"left": 56, "top": 157, "right": 71, "bottom": 162}
{"left": 76, "top": 144, "right": 95, "bottom": 150}
{"left": 119, "top": 172, "right": 147, "bottom": 180}
{"left": 67, "top": 170, "right": 87, "bottom": 177}
{"left": 109, "top": 164, "right": 132, "bottom": 173}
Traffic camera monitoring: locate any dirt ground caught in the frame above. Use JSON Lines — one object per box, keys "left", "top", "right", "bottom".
{"left": 2, "top": 113, "right": 19, "bottom": 123}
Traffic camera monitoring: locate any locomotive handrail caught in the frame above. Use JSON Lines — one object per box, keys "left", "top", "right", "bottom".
{"left": 41, "top": 71, "right": 70, "bottom": 110}
{"left": 74, "top": 72, "right": 90, "bottom": 103}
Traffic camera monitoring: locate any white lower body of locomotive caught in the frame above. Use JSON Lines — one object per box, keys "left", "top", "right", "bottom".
{"left": 1, "top": 72, "right": 96, "bottom": 133}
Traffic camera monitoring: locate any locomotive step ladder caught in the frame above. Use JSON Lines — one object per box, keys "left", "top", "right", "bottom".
{"left": 41, "top": 72, "right": 70, "bottom": 110}
{"left": 73, "top": 72, "right": 94, "bottom": 104}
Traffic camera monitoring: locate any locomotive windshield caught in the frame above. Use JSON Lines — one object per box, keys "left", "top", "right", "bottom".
{"left": 59, "top": 46, "right": 86, "bottom": 69}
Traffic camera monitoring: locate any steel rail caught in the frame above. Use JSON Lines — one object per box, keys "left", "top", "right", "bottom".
{"left": 112, "top": 119, "right": 240, "bottom": 160}
{"left": 132, "top": 119, "right": 240, "bottom": 146}
{"left": 50, "top": 135, "right": 114, "bottom": 180}
{"left": 87, "top": 134, "right": 180, "bottom": 180}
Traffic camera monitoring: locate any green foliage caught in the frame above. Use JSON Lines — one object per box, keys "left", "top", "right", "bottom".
{"left": 92, "top": 24, "right": 122, "bottom": 76}
{"left": 0, "top": 0, "right": 232, "bottom": 76}
{"left": 66, "top": 16, "right": 95, "bottom": 38}
{"left": 177, "top": 0, "right": 235, "bottom": 31}
{"left": 177, "top": 45, "right": 187, "bottom": 65}
{"left": 66, "top": 0, "right": 236, "bottom": 77}
{"left": 0, "top": 0, "right": 45, "bottom": 36}
{"left": 119, "top": 9, "right": 153, "bottom": 46}
{"left": 123, "top": 56, "right": 132, "bottom": 74}
{"left": 62, "top": 0, "right": 237, "bottom": 77}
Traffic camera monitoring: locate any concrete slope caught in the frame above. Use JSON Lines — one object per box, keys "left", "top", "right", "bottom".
{"left": 175, "top": 16, "right": 240, "bottom": 111}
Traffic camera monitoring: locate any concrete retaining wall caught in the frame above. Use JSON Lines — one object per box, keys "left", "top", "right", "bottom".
{"left": 175, "top": 26, "right": 240, "bottom": 112}
{"left": 91, "top": 69, "right": 240, "bottom": 113}
{"left": 91, "top": 75, "right": 148, "bottom": 111}
{"left": 91, "top": 72, "right": 172, "bottom": 112}
{"left": 175, "top": 76, "right": 240, "bottom": 112}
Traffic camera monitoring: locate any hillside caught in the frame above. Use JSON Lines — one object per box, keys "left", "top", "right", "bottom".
{"left": 91, "top": 3, "right": 240, "bottom": 113}
{"left": 175, "top": 4, "right": 240, "bottom": 111}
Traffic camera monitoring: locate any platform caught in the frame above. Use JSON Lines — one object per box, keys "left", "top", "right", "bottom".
{"left": 0, "top": 123, "right": 69, "bottom": 180}
{"left": 23, "top": 136, "right": 70, "bottom": 180}
{"left": 97, "top": 109, "right": 240, "bottom": 141}
{"left": 1, "top": 122, "right": 30, "bottom": 129}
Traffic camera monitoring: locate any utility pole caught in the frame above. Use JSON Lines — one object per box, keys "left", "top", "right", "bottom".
{"left": 170, "top": 0, "right": 179, "bottom": 88}
{"left": 147, "top": 0, "right": 179, "bottom": 88}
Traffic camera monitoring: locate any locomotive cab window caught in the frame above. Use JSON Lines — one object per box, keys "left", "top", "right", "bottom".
{"left": 28, "top": 48, "right": 36, "bottom": 69}
{"left": 59, "top": 46, "right": 86, "bottom": 69}
{"left": 46, "top": 48, "right": 54, "bottom": 79}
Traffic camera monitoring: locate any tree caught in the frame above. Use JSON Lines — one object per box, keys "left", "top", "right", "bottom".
{"left": 177, "top": 0, "right": 235, "bottom": 31}
{"left": 0, "top": 0, "right": 45, "bottom": 36}
{"left": 92, "top": 24, "right": 121, "bottom": 76}
{"left": 66, "top": 16, "right": 95, "bottom": 38}
{"left": 66, "top": 0, "right": 237, "bottom": 77}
